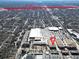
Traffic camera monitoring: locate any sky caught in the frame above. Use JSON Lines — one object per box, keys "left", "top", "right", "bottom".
{"left": 0, "top": 0, "right": 79, "bottom": 1}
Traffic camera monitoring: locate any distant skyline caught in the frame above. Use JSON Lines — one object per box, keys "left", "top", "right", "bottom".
{"left": 0, "top": 0, "right": 79, "bottom": 2}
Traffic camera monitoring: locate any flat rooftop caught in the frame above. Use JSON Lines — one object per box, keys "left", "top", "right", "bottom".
{"left": 29, "top": 28, "right": 42, "bottom": 38}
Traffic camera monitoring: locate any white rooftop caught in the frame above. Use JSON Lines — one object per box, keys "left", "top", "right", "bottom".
{"left": 35, "top": 55, "right": 43, "bottom": 59}
{"left": 67, "top": 29, "right": 73, "bottom": 33}
{"left": 67, "top": 29, "right": 79, "bottom": 39}
{"left": 29, "top": 28, "right": 42, "bottom": 38}
{"left": 58, "top": 27, "right": 62, "bottom": 30}
{"left": 32, "top": 41, "right": 47, "bottom": 45}
{"left": 48, "top": 27, "right": 59, "bottom": 31}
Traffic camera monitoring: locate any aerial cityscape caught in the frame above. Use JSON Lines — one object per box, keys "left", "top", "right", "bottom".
{"left": 0, "top": 0, "right": 79, "bottom": 59}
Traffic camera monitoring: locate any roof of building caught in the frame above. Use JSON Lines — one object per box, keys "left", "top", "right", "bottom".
{"left": 67, "top": 29, "right": 79, "bottom": 39}
{"left": 32, "top": 41, "right": 47, "bottom": 45}
{"left": 35, "top": 55, "right": 43, "bottom": 59}
{"left": 48, "top": 27, "right": 59, "bottom": 31}
{"left": 67, "top": 29, "right": 73, "bottom": 33}
{"left": 29, "top": 28, "right": 42, "bottom": 38}
{"left": 58, "top": 27, "right": 62, "bottom": 30}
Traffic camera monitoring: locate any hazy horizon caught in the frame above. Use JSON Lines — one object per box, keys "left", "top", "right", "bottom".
{"left": 0, "top": 0, "right": 79, "bottom": 2}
